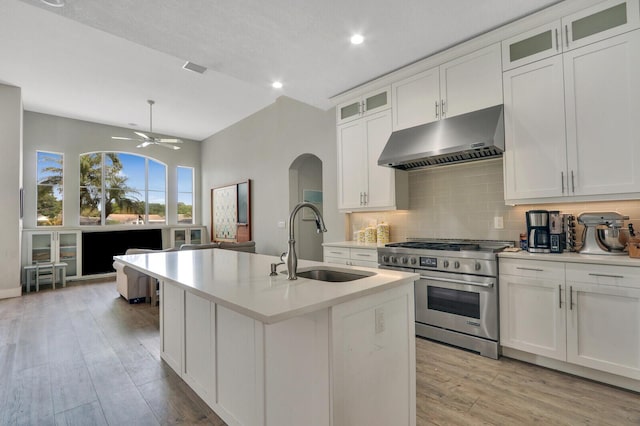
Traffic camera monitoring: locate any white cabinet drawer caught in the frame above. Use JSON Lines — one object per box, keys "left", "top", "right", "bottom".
{"left": 500, "top": 259, "right": 564, "bottom": 280}
{"left": 323, "top": 247, "right": 349, "bottom": 258}
{"left": 350, "top": 259, "right": 379, "bottom": 268}
{"left": 324, "top": 257, "right": 350, "bottom": 266}
{"left": 350, "top": 248, "right": 377, "bottom": 262}
{"left": 566, "top": 263, "right": 640, "bottom": 289}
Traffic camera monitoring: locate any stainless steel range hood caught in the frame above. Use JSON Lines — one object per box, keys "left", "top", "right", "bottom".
{"left": 378, "top": 104, "right": 504, "bottom": 171}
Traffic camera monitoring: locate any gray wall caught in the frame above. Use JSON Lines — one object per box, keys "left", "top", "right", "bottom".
{"left": 290, "top": 154, "right": 323, "bottom": 261}
{"left": 201, "top": 96, "right": 342, "bottom": 256}
{"left": 0, "top": 84, "right": 23, "bottom": 296}
{"left": 23, "top": 112, "right": 202, "bottom": 229}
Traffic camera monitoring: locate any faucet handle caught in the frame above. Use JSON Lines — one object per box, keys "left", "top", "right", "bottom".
{"left": 280, "top": 252, "right": 287, "bottom": 262}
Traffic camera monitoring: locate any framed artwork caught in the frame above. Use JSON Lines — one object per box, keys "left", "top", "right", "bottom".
{"left": 211, "top": 179, "right": 251, "bottom": 242}
{"left": 302, "top": 189, "right": 322, "bottom": 220}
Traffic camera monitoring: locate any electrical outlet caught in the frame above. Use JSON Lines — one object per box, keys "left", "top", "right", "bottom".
{"left": 375, "top": 307, "right": 385, "bottom": 334}
{"left": 277, "top": 221, "right": 286, "bottom": 228}
{"left": 494, "top": 216, "right": 504, "bottom": 229}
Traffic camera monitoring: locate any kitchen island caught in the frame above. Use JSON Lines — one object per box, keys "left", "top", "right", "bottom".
{"left": 115, "top": 248, "right": 418, "bottom": 426}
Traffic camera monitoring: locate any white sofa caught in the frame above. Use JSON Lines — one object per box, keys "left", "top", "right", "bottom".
{"left": 114, "top": 242, "right": 255, "bottom": 303}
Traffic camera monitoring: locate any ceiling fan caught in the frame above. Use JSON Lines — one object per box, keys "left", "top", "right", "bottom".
{"left": 112, "top": 100, "right": 182, "bottom": 150}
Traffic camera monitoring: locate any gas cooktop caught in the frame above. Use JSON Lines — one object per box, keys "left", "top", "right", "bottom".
{"left": 385, "top": 239, "right": 513, "bottom": 253}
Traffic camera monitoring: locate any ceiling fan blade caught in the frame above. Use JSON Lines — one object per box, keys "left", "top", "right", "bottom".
{"left": 112, "top": 136, "right": 140, "bottom": 141}
{"left": 136, "top": 141, "right": 152, "bottom": 148}
{"left": 156, "top": 138, "right": 183, "bottom": 143}
{"left": 156, "top": 142, "right": 181, "bottom": 150}
{"left": 134, "top": 131, "right": 151, "bottom": 140}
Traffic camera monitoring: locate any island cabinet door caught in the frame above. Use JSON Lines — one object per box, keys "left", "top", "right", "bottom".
{"left": 183, "top": 291, "right": 215, "bottom": 406}
{"left": 331, "top": 282, "right": 416, "bottom": 426}
{"left": 160, "top": 281, "right": 184, "bottom": 373}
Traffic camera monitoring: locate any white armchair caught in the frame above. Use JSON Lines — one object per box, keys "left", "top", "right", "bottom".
{"left": 114, "top": 248, "right": 177, "bottom": 303}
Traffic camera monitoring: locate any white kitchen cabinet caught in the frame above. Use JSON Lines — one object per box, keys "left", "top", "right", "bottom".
{"left": 503, "top": 55, "right": 567, "bottom": 200}
{"left": 565, "top": 263, "right": 640, "bottom": 379}
{"left": 24, "top": 229, "right": 81, "bottom": 279}
{"left": 337, "top": 109, "right": 408, "bottom": 211}
{"left": 502, "top": 0, "right": 639, "bottom": 71}
{"left": 502, "top": 21, "right": 563, "bottom": 71}
{"left": 183, "top": 291, "right": 216, "bottom": 405}
{"left": 563, "top": 30, "right": 640, "bottom": 197}
{"left": 169, "top": 226, "right": 206, "bottom": 248}
{"left": 499, "top": 260, "right": 566, "bottom": 361}
{"left": 562, "top": 0, "right": 639, "bottom": 51}
{"left": 391, "top": 43, "right": 503, "bottom": 131}
{"left": 500, "top": 257, "right": 640, "bottom": 382}
{"left": 503, "top": 29, "right": 640, "bottom": 202}
{"left": 323, "top": 245, "right": 378, "bottom": 268}
{"left": 336, "top": 86, "right": 391, "bottom": 125}
{"left": 160, "top": 280, "right": 184, "bottom": 373}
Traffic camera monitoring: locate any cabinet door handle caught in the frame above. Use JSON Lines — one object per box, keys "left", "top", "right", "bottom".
{"left": 559, "top": 284, "right": 562, "bottom": 309}
{"left": 360, "top": 101, "right": 365, "bottom": 115}
{"left": 561, "top": 171, "right": 565, "bottom": 194}
{"left": 441, "top": 99, "right": 446, "bottom": 117}
{"left": 571, "top": 170, "right": 575, "bottom": 193}
{"left": 555, "top": 28, "right": 559, "bottom": 51}
{"left": 588, "top": 273, "right": 624, "bottom": 279}
{"left": 570, "top": 285, "right": 574, "bottom": 310}
{"left": 359, "top": 192, "right": 363, "bottom": 206}
{"left": 364, "top": 192, "right": 368, "bottom": 205}
{"left": 355, "top": 253, "right": 371, "bottom": 257}
{"left": 329, "top": 251, "right": 342, "bottom": 255}
{"left": 516, "top": 267, "right": 544, "bottom": 272}
{"left": 565, "top": 24, "right": 569, "bottom": 48}
{"left": 435, "top": 101, "right": 439, "bottom": 119}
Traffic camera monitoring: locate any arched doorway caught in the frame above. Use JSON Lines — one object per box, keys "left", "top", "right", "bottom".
{"left": 289, "top": 154, "right": 323, "bottom": 261}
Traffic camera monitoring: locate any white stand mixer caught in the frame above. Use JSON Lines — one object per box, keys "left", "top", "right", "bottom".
{"left": 578, "top": 212, "right": 629, "bottom": 255}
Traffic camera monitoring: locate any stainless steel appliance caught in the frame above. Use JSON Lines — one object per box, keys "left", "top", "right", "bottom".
{"left": 378, "top": 104, "right": 504, "bottom": 171}
{"left": 549, "top": 211, "right": 566, "bottom": 253}
{"left": 378, "top": 239, "right": 513, "bottom": 359}
{"left": 526, "top": 210, "right": 550, "bottom": 253}
{"left": 578, "top": 212, "right": 629, "bottom": 255}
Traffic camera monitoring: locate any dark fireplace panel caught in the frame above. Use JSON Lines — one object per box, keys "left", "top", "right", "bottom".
{"left": 82, "top": 229, "right": 163, "bottom": 275}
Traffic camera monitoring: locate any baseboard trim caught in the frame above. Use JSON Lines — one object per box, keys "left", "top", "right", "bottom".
{"left": 502, "top": 347, "right": 640, "bottom": 393}
{"left": 0, "top": 286, "right": 22, "bottom": 299}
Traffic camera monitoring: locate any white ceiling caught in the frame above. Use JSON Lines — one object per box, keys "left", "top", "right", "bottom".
{"left": 0, "top": 0, "right": 560, "bottom": 141}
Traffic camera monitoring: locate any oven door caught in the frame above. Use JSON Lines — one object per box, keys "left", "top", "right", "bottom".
{"left": 415, "top": 270, "right": 497, "bottom": 340}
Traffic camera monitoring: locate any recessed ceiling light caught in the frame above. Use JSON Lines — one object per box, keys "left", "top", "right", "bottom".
{"left": 350, "top": 34, "right": 364, "bottom": 45}
{"left": 41, "top": 0, "right": 65, "bottom": 7}
{"left": 272, "top": 81, "right": 283, "bottom": 89}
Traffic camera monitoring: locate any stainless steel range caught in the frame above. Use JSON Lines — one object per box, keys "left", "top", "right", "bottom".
{"left": 378, "top": 239, "right": 513, "bottom": 359}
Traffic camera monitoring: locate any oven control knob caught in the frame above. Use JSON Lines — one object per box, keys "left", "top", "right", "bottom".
{"left": 382, "top": 255, "right": 389, "bottom": 263}
{"left": 443, "top": 260, "right": 449, "bottom": 268}
{"left": 410, "top": 257, "right": 417, "bottom": 265}
{"left": 475, "top": 262, "right": 481, "bottom": 271}
{"left": 401, "top": 257, "right": 408, "bottom": 264}
{"left": 390, "top": 256, "right": 397, "bottom": 263}
{"left": 454, "top": 261, "right": 460, "bottom": 269}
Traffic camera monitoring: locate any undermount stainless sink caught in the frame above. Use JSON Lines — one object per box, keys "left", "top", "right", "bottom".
{"left": 283, "top": 267, "right": 375, "bottom": 282}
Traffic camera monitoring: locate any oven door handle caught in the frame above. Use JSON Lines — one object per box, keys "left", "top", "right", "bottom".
{"left": 420, "top": 275, "right": 494, "bottom": 288}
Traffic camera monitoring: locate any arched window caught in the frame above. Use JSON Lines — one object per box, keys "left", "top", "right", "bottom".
{"left": 79, "top": 152, "right": 167, "bottom": 226}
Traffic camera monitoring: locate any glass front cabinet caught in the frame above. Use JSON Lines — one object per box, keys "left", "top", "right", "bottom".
{"left": 24, "top": 230, "right": 82, "bottom": 279}
{"left": 169, "top": 226, "right": 207, "bottom": 248}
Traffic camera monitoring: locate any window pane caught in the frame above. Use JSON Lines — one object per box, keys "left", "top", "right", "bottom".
{"left": 107, "top": 153, "right": 144, "bottom": 191}
{"left": 106, "top": 188, "right": 145, "bottom": 225}
{"left": 149, "top": 160, "right": 167, "bottom": 192}
{"left": 177, "top": 167, "right": 193, "bottom": 192}
{"left": 177, "top": 192, "right": 193, "bottom": 224}
{"left": 37, "top": 152, "right": 63, "bottom": 227}
{"left": 177, "top": 166, "right": 193, "bottom": 225}
{"left": 80, "top": 153, "right": 102, "bottom": 187}
{"left": 148, "top": 190, "right": 166, "bottom": 224}
{"left": 80, "top": 186, "right": 101, "bottom": 225}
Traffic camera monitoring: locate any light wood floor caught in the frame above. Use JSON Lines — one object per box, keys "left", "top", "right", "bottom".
{"left": 1, "top": 280, "right": 639, "bottom": 425}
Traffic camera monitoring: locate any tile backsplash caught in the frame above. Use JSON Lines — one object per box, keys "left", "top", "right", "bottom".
{"left": 349, "top": 158, "right": 640, "bottom": 244}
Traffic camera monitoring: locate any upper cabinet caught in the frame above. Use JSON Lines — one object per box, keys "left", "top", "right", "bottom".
{"left": 503, "top": 0, "right": 640, "bottom": 71}
{"left": 504, "top": 28, "right": 640, "bottom": 202}
{"left": 392, "top": 43, "right": 503, "bottom": 131}
{"left": 337, "top": 110, "right": 408, "bottom": 211}
{"left": 336, "top": 87, "right": 391, "bottom": 125}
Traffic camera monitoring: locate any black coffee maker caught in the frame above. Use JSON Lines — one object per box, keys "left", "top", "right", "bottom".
{"left": 526, "top": 210, "right": 550, "bottom": 253}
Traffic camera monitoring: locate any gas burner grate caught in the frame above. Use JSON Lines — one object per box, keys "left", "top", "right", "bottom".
{"left": 385, "top": 242, "right": 481, "bottom": 251}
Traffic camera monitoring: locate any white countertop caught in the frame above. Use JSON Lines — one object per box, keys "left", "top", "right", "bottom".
{"left": 115, "top": 249, "right": 418, "bottom": 324}
{"left": 322, "top": 241, "right": 381, "bottom": 249}
{"left": 499, "top": 250, "right": 640, "bottom": 267}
